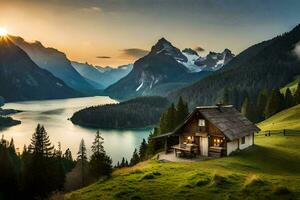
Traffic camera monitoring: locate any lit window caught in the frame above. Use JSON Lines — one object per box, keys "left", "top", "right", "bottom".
{"left": 198, "top": 119, "right": 205, "bottom": 126}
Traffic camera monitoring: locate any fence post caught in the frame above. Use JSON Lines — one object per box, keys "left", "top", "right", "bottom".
{"left": 268, "top": 130, "right": 271, "bottom": 136}
{"left": 283, "top": 129, "right": 286, "bottom": 136}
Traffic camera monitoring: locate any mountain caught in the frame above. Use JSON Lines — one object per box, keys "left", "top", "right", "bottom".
{"left": 71, "top": 62, "right": 133, "bottom": 88}
{"left": 194, "top": 49, "right": 234, "bottom": 71}
{"left": 169, "top": 24, "right": 300, "bottom": 109}
{"left": 179, "top": 48, "right": 234, "bottom": 72}
{"left": 105, "top": 38, "right": 212, "bottom": 99}
{"left": 10, "top": 36, "right": 97, "bottom": 94}
{"left": 0, "top": 37, "right": 79, "bottom": 102}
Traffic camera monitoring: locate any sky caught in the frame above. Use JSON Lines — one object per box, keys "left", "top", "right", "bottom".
{"left": 0, "top": 0, "right": 300, "bottom": 67}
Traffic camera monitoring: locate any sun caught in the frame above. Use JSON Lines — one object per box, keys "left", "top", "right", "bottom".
{"left": 0, "top": 27, "right": 8, "bottom": 36}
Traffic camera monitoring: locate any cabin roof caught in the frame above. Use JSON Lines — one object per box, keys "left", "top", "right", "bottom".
{"left": 152, "top": 105, "right": 260, "bottom": 141}
{"left": 197, "top": 105, "right": 260, "bottom": 140}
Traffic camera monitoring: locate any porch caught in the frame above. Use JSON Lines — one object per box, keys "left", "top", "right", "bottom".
{"left": 157, "top": 151, "right": 208, "bottom": 163}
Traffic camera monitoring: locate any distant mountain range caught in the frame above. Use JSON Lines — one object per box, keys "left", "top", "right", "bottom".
{"left": 10, "top": 36, "right": 98, "bottom": 95}
{"left": 71, "top": 62, "right": 133, "bottom": 88}
{"left": 0, "top": 37, "right": 79, "bottom": 102}
{"left": 105, "top": 38, "right": 233, "bottom": 99}
{"left": 169, "top": 24, "right": 300, "bottom": 109}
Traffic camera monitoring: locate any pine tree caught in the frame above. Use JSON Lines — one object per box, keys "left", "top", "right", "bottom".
{"left": 294, "top": 83, "right": 300, "bottom": 104}
{"left": 165, "top": 103, "right": 176, "bottom": 132}
{"left": 176, "top": 97, "right": 189, "bottom": 125}
{"left": 130, "top": 148, "right": 140, "bottom": 166}
{"left": 159, "top": 113, "right": 168, "bottom": 134}
{"left": 89, "top": 131, "right": 112, "bottom": 178}
{"left": 77, "top": 139, "right": 87, "bottom": 161}
{"left": 62, "top": 148, "right": 75, "bottom": 173}
{"left": 139, "top": 139, "right": 147, "bottom": 161}
{"left": 29, "top": 124, "right": 54, "bottom": 157}
{"left": 77, "top": 139, "right": 87, "bottom": 186}
{"left": 256, "top": 89, "right": 268, "bottom": 122}
{"left": 120, "top": 157, "right": 126, "bottom": 167}
{"left": 285, "top": 88, "right": 295, "bottom": 108}
{"left": 265, "top": 88, "right": 285, "bottom": 118}
{"left": 241, "top": 96, "right": 249, "bottom": 117}
{"left": 23, "top": 124, "right": 62, "bottom": 198}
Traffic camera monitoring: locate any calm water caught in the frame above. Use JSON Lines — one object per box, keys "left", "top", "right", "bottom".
{"left": 2, "top": 96, "right": 151, "bottom": 164}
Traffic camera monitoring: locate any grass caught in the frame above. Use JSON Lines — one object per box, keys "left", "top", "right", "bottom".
{"left": 65, "top": 135, "right": 300, "bottom": 200}
{"left": 280, "top": 75, "right": 300, "bottom": 95}
{"left": 258, "top": 104, "right": 300, "bottom": 131}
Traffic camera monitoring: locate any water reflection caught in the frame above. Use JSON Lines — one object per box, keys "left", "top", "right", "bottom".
{"left": 2, "top": 96, "right": 151, "bottom": 164}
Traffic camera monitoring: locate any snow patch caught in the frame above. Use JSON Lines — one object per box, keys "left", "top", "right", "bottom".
{"left": 178, "top": 52, "right": 202, "bottom": 73}
{"left": 136, "top": 82, "right": 144, "bottom": 91}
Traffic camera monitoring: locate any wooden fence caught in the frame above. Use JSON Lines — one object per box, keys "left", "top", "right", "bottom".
{"left": 256, "top": 129, "right": 300, "bottom": 137}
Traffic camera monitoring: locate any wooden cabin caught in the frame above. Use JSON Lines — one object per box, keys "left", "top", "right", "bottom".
{"left": 152, "top": 105, "right": 260, "bottom": 158}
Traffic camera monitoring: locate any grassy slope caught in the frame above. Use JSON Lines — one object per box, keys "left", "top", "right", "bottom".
{"left": 258, "top": 104, "right": 300, "bottom": 131}
{"left": 281, "top": 75, "right": 300, "bottom": 95}
{"left": 66, "top": 135, "right": 300, "bottom": 200}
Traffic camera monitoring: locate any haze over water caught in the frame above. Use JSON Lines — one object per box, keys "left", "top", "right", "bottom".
{"left": 2, "top": 96, "right": 151, "bottom": 164}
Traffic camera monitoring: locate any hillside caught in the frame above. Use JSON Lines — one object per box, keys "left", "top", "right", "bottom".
{"left": 0, "top": 37, "right": 79, "bottom": 102}
{"left": 10, "top": 36, "right": 98, "bottom": 95}
{"left": 66, "top": 135, "right": 300, "bottom": 200}
{"left": 169, "top": 24, "right": 300, "bottom": 109}
{"left": 281, "top": 75, "right": 300, "bottom": 95}
{"left": 258, "top": 104, "right": 300, "bottom": 131}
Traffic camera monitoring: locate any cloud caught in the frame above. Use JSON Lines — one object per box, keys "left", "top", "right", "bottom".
{"left": 82, "top": 6, "right": 102, "bottom": 13}
{"left": 293, "top": 42, "right": 300, "bottom": 60}
{"left": 121, "top": 48, "right": 149, "bottom": 58}
{"left": 194, "top": 46, "right": 205, "bottom": 52}
{"left": 96, "top": 56, "right": 111, "bottom": 59}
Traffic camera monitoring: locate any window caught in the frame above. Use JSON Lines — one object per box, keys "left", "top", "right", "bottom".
{"left": 198, "top": 119, "right": 205, "bottom": 126}
{"left": 241, "top": 136, "right": 245, "bottom": 144}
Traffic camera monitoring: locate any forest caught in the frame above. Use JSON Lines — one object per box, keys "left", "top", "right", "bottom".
{"left": 71, "top": 96, "right": 170, "bottom": 129}
{"left": 0, "top": 125, "right": 113, "bottom": 200}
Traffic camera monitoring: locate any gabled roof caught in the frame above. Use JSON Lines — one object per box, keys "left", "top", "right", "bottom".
{"left": 197, "top": 105, "right": 260, "bottom": 140}
{"left": 152, "top": 105, "right": 260, "bottom": 141}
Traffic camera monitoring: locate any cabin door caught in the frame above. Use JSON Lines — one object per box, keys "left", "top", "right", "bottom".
{"left": 199, "top": 137, "right": 208, "bottom": 156}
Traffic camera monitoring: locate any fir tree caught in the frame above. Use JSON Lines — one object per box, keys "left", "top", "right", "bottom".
{"left": 294, "top": 83, "right": 300, "bottom": 104}
{"left": 89, "top": 131, "right": 112, "bottom": 178}
{"left": 165, "top": 103, "right": 176, "bottom": 132}
{"left": 29, "top": 124, "right": 54, "bottom": 157}
{"left": 77, "top": 139, "right": 87, "bottom": 186}
{"left": 285, "top": 88, "right": 295, "bottom": 108}
{"left": 130, "top": 148, "right": 140, "bottom": 166}
{"left": 265, "top": 88, "right": 285, "bottom": 118}
{"left": 176, "top": 97, "right": 189, "bottom": 125}
{"left": 139, "top": 139, "right": 147, "bottom": 161}
{"left": 256, "top": 89, "right": 268, "bottom": 122}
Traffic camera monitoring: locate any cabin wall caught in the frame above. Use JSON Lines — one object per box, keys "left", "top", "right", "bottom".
{"left": 239, "top": 134, "right": 253, "bottom": 150}
{"left": 227, "top": 133, "right": 254, "bottom": 155}
{"left": 226, "top": 140, "right": 239, "bottom": 155}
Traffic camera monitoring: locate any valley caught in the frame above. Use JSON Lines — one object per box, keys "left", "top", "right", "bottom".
{"left": 0, "top": 2, "right": 299, "bottom": 199}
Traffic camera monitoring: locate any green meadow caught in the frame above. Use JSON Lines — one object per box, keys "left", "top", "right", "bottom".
{"left": 66, "top": 137, "right": 300, "bottom": 200}
{"left": 258, "top": 104, "right": 300, "bottom": 131}
{"left": 66, "top": 106, "right": 300, "bottom": 200}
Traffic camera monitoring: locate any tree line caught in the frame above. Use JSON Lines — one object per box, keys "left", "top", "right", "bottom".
{"left": 71, "top": 96, "right": 169, "bottom": 129}
{"left": 226, "top": 83, "right": 300, "bottom": 123}
{"left": 0, "top": 125, "right": 112, "bottom": 200}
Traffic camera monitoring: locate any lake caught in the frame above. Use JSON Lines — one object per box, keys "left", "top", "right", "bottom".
{"left": 2, "top": 96, "right": 152, "bottom": 164}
